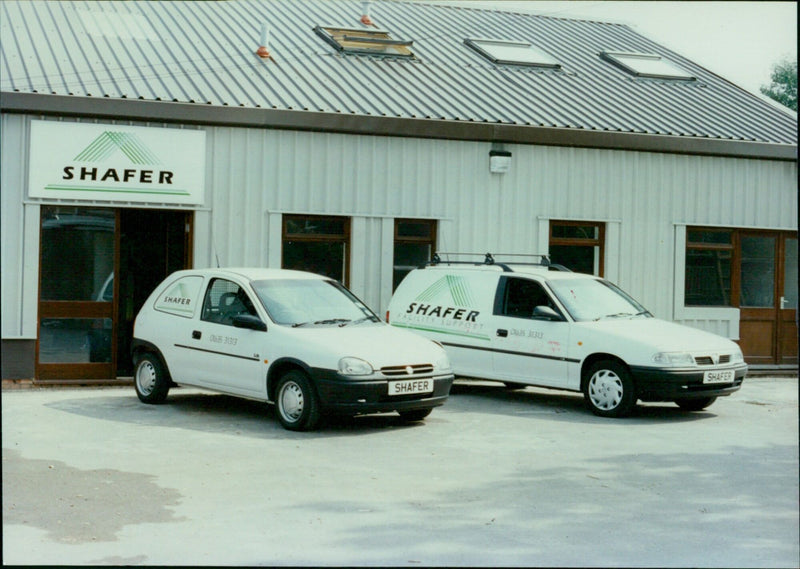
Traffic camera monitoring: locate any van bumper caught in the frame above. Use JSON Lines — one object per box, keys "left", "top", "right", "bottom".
{"left": 310, "top": 369, "right": 455, "bottom": 414}
{"left": 629, "top": 364, "right": 747, "bottom": 401}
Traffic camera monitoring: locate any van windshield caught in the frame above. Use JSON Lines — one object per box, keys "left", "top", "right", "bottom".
{"left": 251, "top": 279, "right": 379, "bottom": 327}
{"left": 547, "top": 278, "right": 651, "bottom": 322}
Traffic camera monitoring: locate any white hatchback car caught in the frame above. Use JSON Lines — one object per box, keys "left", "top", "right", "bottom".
{"left": 387, "top": 255, "right": 747, "bottom": 417}
{"left": 132, "top": 268, "right": 454, "bottom": 430}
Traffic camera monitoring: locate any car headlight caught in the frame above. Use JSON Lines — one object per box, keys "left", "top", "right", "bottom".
{"left": 338, "top": 357, "right": 373, "bottom": 376}
{"left": 730, "top": 348, "right": 745, "bottom": 364}
{"left": 652, "top": 352, "right": 695, "bottom": 367}
{"left": 432, "top": 351, "right": 451, "bottom": 372}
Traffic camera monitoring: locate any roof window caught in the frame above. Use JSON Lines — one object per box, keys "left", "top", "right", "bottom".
{"left": 601, "top": 51, "right": 695, "bottom": 81}
{"left": 464, "top": 38, "right": 560, "bottom": 68}
{"left": 314, "top": 26, "right": 414, "bottom": 58}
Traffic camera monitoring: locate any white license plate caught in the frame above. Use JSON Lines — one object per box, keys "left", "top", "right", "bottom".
{"left": 703, "top": 370, "right": 735, "bottom": 384}
{"left": 388, "top": 378, "right": 434, "bottom": 396}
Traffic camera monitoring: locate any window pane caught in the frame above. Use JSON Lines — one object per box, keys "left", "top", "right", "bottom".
{"left": 740, "top": 236, "right": 775, "bottom": 308}
{"left": 397, "top": 221, "right": 433, "bottom": 239}
{"left": 685, "top": 249, "right": 732, "bottom": 306}
{"left": 393, "top": 242, "right": 432, "bottom": 289}
{"left": 40, "top": 207, "right": 115, "bottom": 301}
{"left": 39, "top": 318, "right": 112, "bottom": 363}
{"left": 552, "top": 224, "right": 599, "bottom": 240}
{"left": 688, "top": 230, "right": 732, "bottom": 245}
{"left": 549, "top": 245, "right": 598, "bottom": 275}
{"left": 783, "top": 238, "right": 798, "bottom": 310}
{"left": 285, "top": 217, "right": 346, "bottom": 236}
{"left": 283, "top": 241, "right": 346, "bottom": 283}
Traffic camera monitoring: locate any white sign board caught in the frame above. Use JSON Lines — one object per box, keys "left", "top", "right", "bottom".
{"left": 28, "top": 120, "right": 206, "bottom": 205}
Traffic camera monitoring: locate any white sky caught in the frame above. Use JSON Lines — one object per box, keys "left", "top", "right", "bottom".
{"left": 431, "top": 1, "right": 798, "bottom": 95}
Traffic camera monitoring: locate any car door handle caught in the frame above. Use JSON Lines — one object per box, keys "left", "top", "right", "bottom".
{"left": 496, "top": 329, "right": 508, "bottom": 337}
{"left": 192, "top": 330, "right": 201, "bottom": 339}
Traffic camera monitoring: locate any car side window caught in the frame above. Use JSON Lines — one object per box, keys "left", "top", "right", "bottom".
{"left": 497, "top": 277, "right": 556, "bottom": 319}
{"left": 201, "top": 278, "right": 258, "bottom": 326}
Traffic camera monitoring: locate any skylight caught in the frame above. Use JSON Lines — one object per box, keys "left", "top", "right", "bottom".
{"left": 464, "top": 38, "right": 560, "bottom": 68}
{"left": 314, "top": 26, "right": 414, "bottom": 58}
{"left": 601, "top": 51, "right": 695, "bottom": 81}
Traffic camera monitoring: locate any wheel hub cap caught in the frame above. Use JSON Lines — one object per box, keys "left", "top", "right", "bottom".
{"left": 589, "top": 370, "right": 623, "bottom": 410}
{"left": 279, "top": 382, "right": 304, "bottom": 421}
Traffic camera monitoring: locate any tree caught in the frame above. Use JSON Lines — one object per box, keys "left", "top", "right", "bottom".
{"left": 760, "top": 58, "right": 797, "bottom": 111}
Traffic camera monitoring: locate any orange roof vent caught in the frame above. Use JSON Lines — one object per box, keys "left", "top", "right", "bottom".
{"left": 255, "top": 24, "right": 274, "bottom": 60}
{"left": 360, "top": 1, "right": 376, "bottom": 27}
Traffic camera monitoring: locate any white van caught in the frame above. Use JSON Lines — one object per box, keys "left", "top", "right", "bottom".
{"left": 387, "top": 254, "right": 747, "bottom": 417}
{"left": 132, "top": 268, "right": 453, "bottom": 430}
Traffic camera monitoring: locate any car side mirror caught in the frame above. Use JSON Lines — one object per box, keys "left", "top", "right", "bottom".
{"left": 533, "top": 306, "right": 564, "bottom": 322}
{"left": 232, "top": 314, "right": 267, "bottom": 331}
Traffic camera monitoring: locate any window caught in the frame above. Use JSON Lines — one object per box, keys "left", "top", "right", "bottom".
{"left": 393, "top": 219, "right": 436, "bottom": 290}
{"left": 282, "top": 215, "right": 350, "bottom": 285}
{"left": 314, "top": 26, "right": 414, "bottom": 58}
{"left": 495, "top": 277, "right": 558, "bottom": 319}
{"left": 201, "top": 279, "right": 258, "bottom": 326}
{"left": 685, "top": 229, "right": 734, "bottom": 306}
{"left": 464, "top": 38, "right": 560, "bottom": 68}
{"left": 549, "top": 221, "right": 605, "bottom": 276}
{"left": 601, "top": 51, "right": 695, "bottom": 81}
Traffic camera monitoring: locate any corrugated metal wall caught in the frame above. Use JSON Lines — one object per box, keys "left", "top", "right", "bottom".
{"left": 2, "top": 113, "right": 797, "bottom": 341}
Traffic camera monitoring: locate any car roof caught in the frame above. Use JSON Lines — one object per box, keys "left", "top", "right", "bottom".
{"left": 173, "top": 267, "right": 330, "bottom": 282}
{"left": 420, "top": 263, "right": 597, "bottom": 281}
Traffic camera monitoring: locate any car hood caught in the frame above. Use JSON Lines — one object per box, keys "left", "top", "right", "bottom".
{"left": 578, "top": 317, "right": 739, "bottom": 354}
{"left": 291, "top": 322, "right": 447, "bottom": 367}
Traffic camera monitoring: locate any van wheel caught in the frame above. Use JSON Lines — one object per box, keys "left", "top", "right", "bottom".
{"left": 584, "top": 360, "right": 636, "bottom": 418}
{"left": 134, "top": 353, "right": 170, "bottom": 404}
{"left": 275, "top": 371, "right": 321, "bottom": 431}
{"left": 398, "top": 408, "right": 432, "bottom": 422}
{"left": 675, "top": 396, "right": 717, "bottom": 411}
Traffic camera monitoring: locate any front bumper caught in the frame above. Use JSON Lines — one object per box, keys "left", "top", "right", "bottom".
{"left": 629, "top": 364, "right": 747, "bottom": 401}
{"left": 310, "top": 368, "right": 455, "bottom": 415}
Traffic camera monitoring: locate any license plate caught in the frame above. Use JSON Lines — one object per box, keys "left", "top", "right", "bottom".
{"left": 703, "top": 370, "right": 734, "bottom": 384}
{"left": 388, "top": 378, "right": 434, "bottom": 396}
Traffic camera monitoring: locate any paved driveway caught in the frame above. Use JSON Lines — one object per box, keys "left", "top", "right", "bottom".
{"left": 3, "top": 377, "right": 798, "bottom": 567}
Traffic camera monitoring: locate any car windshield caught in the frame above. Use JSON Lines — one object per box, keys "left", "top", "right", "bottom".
{"left": 251, "top": 278, "right": 379, "bottom": 327}
{"left": 547, "top": 278, "right": 651, "bottom": 322}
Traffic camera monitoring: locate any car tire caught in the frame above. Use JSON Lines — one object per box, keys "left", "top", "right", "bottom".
{"left": 275, "top": 371, "right": 321, "bottom": 431}
{"left": 398, "top": 408, "right": 432, "bottom": 422}
{"left": 134, "top": 353, "right": 170, "bottom": 404}
{"left": 675, "top": 396, "right": 717, "bottom": 411}
{"left": 583, "top": 359, "right": 636, "bottom": 418}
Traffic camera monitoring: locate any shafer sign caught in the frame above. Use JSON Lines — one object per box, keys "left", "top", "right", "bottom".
{"left": 28, "top": 121, "right": 206, "bottom": 205}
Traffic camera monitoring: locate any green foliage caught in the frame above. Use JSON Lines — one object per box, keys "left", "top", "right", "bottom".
{"left": 760, "top": 58, "right": 797, "bottom": 111}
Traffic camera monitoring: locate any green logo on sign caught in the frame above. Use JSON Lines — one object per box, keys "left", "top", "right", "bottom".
{"left": 74, "top": 132, "right": 161, "bottom": 165}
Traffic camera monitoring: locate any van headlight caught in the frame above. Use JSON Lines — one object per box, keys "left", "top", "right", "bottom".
{"left": 730, "top": 348, "right": 745, "bottom": 364}
{"left": 338, "top": 357, "right": 373, "bottom": 376}
{"left": 652, "top": 352, "right": 695, "bottom": 367}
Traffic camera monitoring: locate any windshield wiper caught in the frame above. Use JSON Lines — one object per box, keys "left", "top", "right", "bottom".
{"left": 594, "top": 312, "right": 635, "bottom": 321}
{"left": 314, "top": 318, "right": 351, "bottom": 326}
{"left": 344, "top": 316, "right": 381, "bottom": 326}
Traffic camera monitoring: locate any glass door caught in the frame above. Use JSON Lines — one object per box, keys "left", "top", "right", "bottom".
{"left": 778, "top": 235, "right": 798, "bottom": 364}
{"left": 38, "top": 206, "right": 117, "bottom": 380}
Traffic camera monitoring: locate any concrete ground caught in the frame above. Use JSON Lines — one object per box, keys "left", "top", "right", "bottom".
{"left": 2, "top": 376, "right": 798, "bottom": 567}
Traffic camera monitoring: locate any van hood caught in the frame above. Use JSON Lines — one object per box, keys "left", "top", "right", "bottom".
{"left": 291, "top": 322, "right": 447, "bottom": 368}
{"left": 578, "top": 317, "right": 739, "bottom": 354}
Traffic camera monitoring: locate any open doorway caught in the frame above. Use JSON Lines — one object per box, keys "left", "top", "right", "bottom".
{"left": 116, "top": 209, "right": 192, "bottom": 375}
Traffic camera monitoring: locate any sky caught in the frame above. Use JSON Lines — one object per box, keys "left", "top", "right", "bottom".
{"left": 431, "top": 1, "right": 797, "bottom": 96}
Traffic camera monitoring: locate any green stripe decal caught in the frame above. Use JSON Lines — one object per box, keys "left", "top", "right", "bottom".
{"left": 391, "top": 322, "right": 490, "bottom": 341}
{"left": 44, "top": 185, "right": 190, "bottom": 196}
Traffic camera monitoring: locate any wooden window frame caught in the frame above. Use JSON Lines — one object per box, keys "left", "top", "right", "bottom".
{"left": 549, "top": 220, "right": 605, "bottom": 276}
{"left": 281, "top": 214, "right": 351, "bottom": 286}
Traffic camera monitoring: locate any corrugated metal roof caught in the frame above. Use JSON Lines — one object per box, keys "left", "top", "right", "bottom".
{"left": 1, "top": 0, "right": 796, "bottom": 146}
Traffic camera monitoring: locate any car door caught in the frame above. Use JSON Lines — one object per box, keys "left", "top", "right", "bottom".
{"left": 180, "top": 277, "right": 267, "bottom": 397}
{"left": 491, "top": 276, "right": 571, "bottom": 387}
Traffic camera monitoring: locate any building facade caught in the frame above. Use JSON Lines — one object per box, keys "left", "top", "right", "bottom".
{"left": 1, "top": 0, "right": 797, "bottom": 382}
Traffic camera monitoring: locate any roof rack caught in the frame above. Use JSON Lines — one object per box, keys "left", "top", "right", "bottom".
{"left": 426, "top": 252, "right": 571, "bottom": 272}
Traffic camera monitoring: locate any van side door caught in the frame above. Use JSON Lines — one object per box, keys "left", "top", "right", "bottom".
{"left": 491, "top": 276, "right": 571, "bottom": 388}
